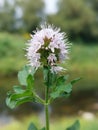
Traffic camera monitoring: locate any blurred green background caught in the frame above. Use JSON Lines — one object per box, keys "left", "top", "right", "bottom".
{"left": 0, "top": 0, "right": 98, "bottom": 129}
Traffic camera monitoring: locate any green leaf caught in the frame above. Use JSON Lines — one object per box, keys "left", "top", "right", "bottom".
{"left": 6, "top": 90, "right": 34, "bottom": 109}
{"left": 50, "top": 91, "right": 60, "bottom": 99}
{"left": 41, "top": 127, "right": 46, "bottom": 130}
{"left": 13, "top": 86, "right": 25, "bottom": 93}
{"left": 63, "top": 83, "right": 72, "bottom": 93}
{"left": 28, "top": 122, "right": 38, "bottom": 130}
{"left": 6, "top": 95, "right": 34, "bottom": 109}
{"left": 18, "top": 65, "right": 35, "bottom": 86}
{"left": 50, "top": 75, "right": 81, "bottom": 100}
{"left": 6, "top": 66, "right": 37, "bottom": 109}
{"left": 26, "top": 74, "right": 34, "bottom": 90}
{"left": 50, "top": 72, "right": 57, "bottom": 86}
{"left": 50, "top": 83, "right": 72, "bottom": 99}
{"left": 18, "top": 67, "right": 29, "bottom": 86}
{"left": 6, "top": 97, "right": 16, "bottom": 109}
{"left": 10, "top": 90, "right": 32, "bottom": 99}
{"left": 56, "top": 75, "right": 69, "bottom": 86}
{"left": 71, "top": 78, "right": 81, "bottom": 85}
{"left": 43, "top": 66, "right": 48, "bottom": 77}
{"left": 66, "top": 120, "right": 80, "bottom": 130}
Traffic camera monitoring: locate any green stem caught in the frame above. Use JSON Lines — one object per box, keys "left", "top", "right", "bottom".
{"left": 45, "top": 86, "right": 49, "bottom": 130}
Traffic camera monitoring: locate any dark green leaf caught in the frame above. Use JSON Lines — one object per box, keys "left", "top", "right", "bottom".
{"left": 6, "top": 66, "right": 37, "bottom": 109}
{"left": 6, "top": 90, "right": 34, "bottom": 109}
{"left": 50, "top": 76, "right": 81, "bottom": 99}
{"left": 43, "top": 66, "right": 48, "bottom": 81}
{"left": 56, "top": 75, "right": 69, "bottom": 86}
{"left": 6, "top": 95, "right": 34, "bottom": 109}
{"left": 40, "top": 127, "right": 45, "bottom": 130}
{"left": 50, "top": 72, "right": 57, "bottom": 86}
{"left": 15, "top": 97, "right": 35, "bottom": 107}
{"left": 43, "top": 66, "right": 56, "bottom": 87}
{"left": 50, "top": 83, "right": 72, "bottom": 99}
{"left": 27, "top": 74, "right": 34, "bottom": 90}
{"left": 7, "top": 91, "right": 12, "bottom": 96}
{"left": 66, "top": 120, "right": 80, "bottom": 130}
{"left": 28, "top": 122, "right": 38, "bottom": 130}
{"left": 60, "top": 93, "right": 70, "bottom": 98}
{"left": 10, "top": 90, "right": 32, "bottom": 100}
{"left": 71, "top": 78, "right": 81, "bottom": 85}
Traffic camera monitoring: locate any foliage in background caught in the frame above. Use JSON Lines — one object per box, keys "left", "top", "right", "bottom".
{"left": 66, "top": 120, "right": 80, "bottom": 130}
{"left": 48, "top": 0, "right": 98, "bottom": 42}
{"left": 0, "top": 33, "right": 26, "bottom": 75}
{"left": 0, "top": 0, "right": 15, "bottom": 32}
{"left": 0, "top": 33, "right": 98, "bottom": 90}
{"left": 0, "top": 0, "right": 98, "bottom": 42}
{"left": 16, "top": 0, "right": 44, "bottom": 32}
{"left": 0, "top": 0, "right": 44, "bottom": 33}
{"left": 0, "top": 115, "right": 98, "bottom": 130}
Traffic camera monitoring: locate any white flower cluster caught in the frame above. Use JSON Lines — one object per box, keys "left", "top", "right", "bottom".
{"left": 26, "top": 24, "right": 70, "bottom": 73}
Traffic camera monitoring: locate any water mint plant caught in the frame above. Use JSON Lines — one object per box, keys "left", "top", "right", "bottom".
{"left": 6, "top": 23, "right": 80, "bottom": 130}
{"left": 26, "top": 24, "right": 69, "bottom": 73}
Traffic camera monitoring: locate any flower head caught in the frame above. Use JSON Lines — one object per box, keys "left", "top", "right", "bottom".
{"left": 26, "top": 23, "right": 70, "bottom": 73}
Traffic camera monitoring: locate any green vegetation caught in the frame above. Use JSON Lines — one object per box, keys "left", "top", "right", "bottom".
{"left": 0, "top": 0, "right": 98, "bottom": 42}
{"left": 48, "top": 0, "right": 98, "bottom": 42}
{"left": 69, "top": 43, "right": 98, "bottom": 90}
{"left": 0, "top": 0, "right": 44, "bottom": 33}
{"left": 0, "top": 33, "right": 98, "bottom": 90}
{"left": 0, "top": 1, "right": 98, "bottom": 128}
{"left": 0, "top": 115, "right": 98, "bottom": 130}
{"left": 0, "top": 32, "right": 26, "bottom": 76}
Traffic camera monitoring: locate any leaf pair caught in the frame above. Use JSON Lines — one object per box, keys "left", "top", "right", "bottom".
{"left": 28, "top": 120, "right": 80, "bottom": 130}
{"left": 28, "top": 122, "right": 45, "bottom": 130}
{"left": 50, "top": 76, "right": 81, "bottom": 100}
{"left": 6, "top": 65, "right": 36, "bottom": 109}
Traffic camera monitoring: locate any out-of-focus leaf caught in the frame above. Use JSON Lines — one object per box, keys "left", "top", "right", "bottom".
{"left": 71, "top": 78, "right": 81, "bottom": 85}
{"left": 62, "top": 83, "right": 72, "bottom": 93}
{"left": 28, "top": 122, "right": 38, "bottom": 130}
{"left": 66, "top": 120, "right": 80, "bottom": 130}
{"left": 40, "top": 127, "right": 45, "bottom": 130}
{"left": 50, "top": 91, "right": 60, "bottom": 99}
